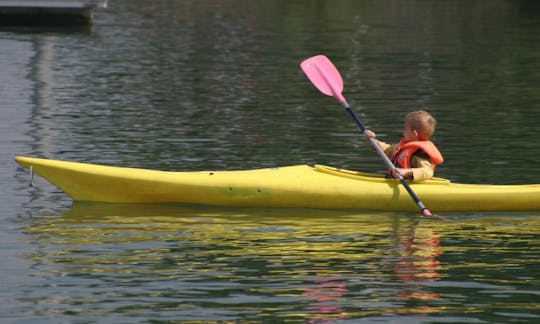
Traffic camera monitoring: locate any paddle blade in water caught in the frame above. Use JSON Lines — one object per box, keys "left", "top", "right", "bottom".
{"left": 300, "top": 55, "right": 345, "bottom": 102}
{"left": 422, "top": 208, "right": 447, "bottom": 220}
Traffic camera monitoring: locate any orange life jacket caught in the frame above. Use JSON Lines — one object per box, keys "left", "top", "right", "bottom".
{"left": 390, "top": 139, "right": 444, "bottom": 170}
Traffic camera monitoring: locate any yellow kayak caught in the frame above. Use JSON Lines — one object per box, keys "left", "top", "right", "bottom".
{"left": 14, "top": 156, "right": 540, "bottom": 212}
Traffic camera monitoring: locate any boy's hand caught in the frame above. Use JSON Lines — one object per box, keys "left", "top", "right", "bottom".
{"left": 364, "top": 130, "right": 376, "bottom": 139}
{"left": 393, "top": 168, "right": 413, "bottom": 179}
{"left": 364, "top": 130, "right": 377, "bottom": 145}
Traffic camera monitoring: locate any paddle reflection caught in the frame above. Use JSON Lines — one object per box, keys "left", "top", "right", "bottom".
{"left": 392, "top": 218, "right": 444, "bottom": 315}
{"left": 303, "top": 275, "right": 350, "bottom": 323}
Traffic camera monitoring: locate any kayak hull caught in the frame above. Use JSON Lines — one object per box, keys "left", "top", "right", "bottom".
{"left": 15, "top": 156, "right": 540, "bottom": 212}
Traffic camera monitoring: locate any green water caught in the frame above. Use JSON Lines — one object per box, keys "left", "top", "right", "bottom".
{"left": 1, "top": 0, "right": 539, "bottom": 322}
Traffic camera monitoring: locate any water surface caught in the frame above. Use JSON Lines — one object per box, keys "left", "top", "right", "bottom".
{"left": 1, "top": 0, "right": 539, "bottom": 322}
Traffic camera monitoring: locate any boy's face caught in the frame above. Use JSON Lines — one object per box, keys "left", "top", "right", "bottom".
{"left": 403, "top": 126, "right": 419, "bottom": 142}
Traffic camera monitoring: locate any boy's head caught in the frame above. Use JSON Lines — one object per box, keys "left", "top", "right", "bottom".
{"left": 404, "top": 110, "right": 437, "bottom": 141}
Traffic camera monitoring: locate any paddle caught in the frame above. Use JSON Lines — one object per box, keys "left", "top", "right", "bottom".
{"left": 300, "top": 54, "right": 435, "bottom": 217}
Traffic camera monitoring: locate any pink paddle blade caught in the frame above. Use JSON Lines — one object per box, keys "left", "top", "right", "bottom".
{"left": 300, "top": 55, "right": 346, "bottom": 103}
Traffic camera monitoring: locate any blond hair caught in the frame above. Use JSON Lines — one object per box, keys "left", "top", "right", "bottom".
{"left": 405, "top": 110, "right": 437, "bottom": 140}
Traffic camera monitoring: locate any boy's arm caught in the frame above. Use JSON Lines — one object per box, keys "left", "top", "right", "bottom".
{"left": 410, "top": 155, "right": 434, "bottom": 180}
{"left": 364, "top": 130, "right": 394, "bottom": 157}
{"left": 369, "top": 138, "right": 394, "bottom": 158}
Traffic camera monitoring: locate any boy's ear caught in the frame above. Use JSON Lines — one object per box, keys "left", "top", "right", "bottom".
{"left": 414, "top": 130, "right": 427, "bottom": 141}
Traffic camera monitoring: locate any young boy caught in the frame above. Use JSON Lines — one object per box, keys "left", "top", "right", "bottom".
{"left": 364, "top": 110, "right": 443, "bottom": 180}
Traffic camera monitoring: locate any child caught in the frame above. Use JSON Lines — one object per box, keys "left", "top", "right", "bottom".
{"left": 364, "top": 110, "right": 443, "bottom": 180}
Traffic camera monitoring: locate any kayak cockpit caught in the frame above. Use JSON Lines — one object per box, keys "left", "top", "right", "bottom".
{"left": 313, "top": 164, "right": 452, "bottom": 185}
